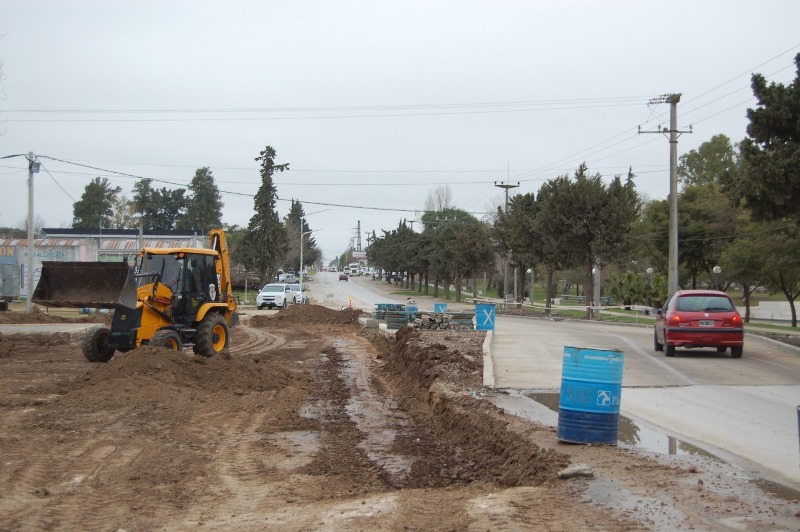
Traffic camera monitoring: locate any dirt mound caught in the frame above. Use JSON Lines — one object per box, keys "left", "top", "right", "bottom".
{"left": 0, "top": 307, "right": 108, "bottom": 324}
{"left": 365, "top": 326, "right": 569, "bottom": 488}
{"left": 61, "top": 345, "right": 291, "bottom": 409}
{"left": 250, "top": 304, "right": 364, "bottom": 327}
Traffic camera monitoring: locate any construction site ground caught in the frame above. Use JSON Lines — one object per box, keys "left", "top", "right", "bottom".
{"left": 1, "top": 305, "right": 799, "bottom": 530}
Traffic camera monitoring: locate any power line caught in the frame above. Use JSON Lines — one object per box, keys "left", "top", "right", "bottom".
{"left": 1, "top": 102, "right": 646, "bottom": 123}
{"left": 1, "top": 96, "right": 651, "bottom": 115}
{"left": 38, "top": 161, "right": 76, "bottom": 202}
{"left": 34, "top": 154, "right": 493, "bottom": 216}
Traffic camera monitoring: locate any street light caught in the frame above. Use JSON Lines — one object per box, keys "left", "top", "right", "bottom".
{"left": 646, "top": 267, "right": 654, "bottom": 308}
{"left": 299, "top": 224, "right": 313, "bottom": 304}
{"left": 712, "top": 265, "right": 722, "bottom": 291}
{"left": 526, "top": 268, "right": 533, "bottom": 304}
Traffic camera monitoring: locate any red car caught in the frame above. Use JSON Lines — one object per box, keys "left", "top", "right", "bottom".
{"left": 653, "top": 290, "right": 744, "bottom": 358}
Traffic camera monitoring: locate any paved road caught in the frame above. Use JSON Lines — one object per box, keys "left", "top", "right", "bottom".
{"left": 318, "top": 272, "right": 800, "bottom": 490}
{"left": 0, "top": 322, "right": 98, "bottom": 335}
{"left": 492, "top": 315, "right": 800, "bottom": 489}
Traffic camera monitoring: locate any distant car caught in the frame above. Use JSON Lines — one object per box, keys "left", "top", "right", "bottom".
{"left": 339, "top": 273, "right": 348, "bottom": 281}
{"left": 256, "top": 283, "right": 293, "bottom": 310}
{"left": 653, "top": 290, "right": 744, "bottom": 358}
{"left": 278, "top": 273, "right": 298, "bottom": 283}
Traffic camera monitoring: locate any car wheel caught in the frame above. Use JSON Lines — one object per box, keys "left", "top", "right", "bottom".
{"left": 653, "top": 330, "right": 663, "bottom": 352}
{"left": 716, "top": 346, "right": 727, "bottom": 353}
{"left": 730, "top": 346, "right": 743, "bottom": 359}
{"left": 665, "top": 344, "right": 675, "bottom": 357}
{"left": 282, "top": 299, "right": 287, "bottom": 309}
{"left": 258, "top": 304, "right": 264, "bottom": 310}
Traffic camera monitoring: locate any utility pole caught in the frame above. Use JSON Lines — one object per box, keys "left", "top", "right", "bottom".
{"left": 639, "top": 94, "right": 691, "bottom": 296}
{"left": 26, "top": 152, "right": 39, "bottom": 313}
{"left": 494, "top": 180, "right": 519, "bottom": 301}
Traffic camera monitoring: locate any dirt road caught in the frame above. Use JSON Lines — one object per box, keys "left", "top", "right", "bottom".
{"left": 1, "top": 305, "right": 798, "bottom": 530}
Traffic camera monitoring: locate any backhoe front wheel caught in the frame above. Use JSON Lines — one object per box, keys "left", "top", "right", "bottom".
{"left": 193, "top": 313, "right": 229, "bottom": 357}
{"left": 82, "top": 326, "right": 116, "bottom": 363}
{"left": 151, "top": 329, "right": 183, "bottom": 351}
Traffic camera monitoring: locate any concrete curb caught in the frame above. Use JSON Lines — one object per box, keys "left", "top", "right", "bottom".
{"left": 747, "top": 332, "right": 800, "bottom": 354}
{"left": 357, "top": 316, "right": 380, "bottom": 329}
{"left": 483, "top": 330, "right": 495, "bottom": 388}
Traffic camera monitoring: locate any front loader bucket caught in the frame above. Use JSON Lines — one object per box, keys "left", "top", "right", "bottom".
{"left": 32, "top": 261, "right": 138, "bottom": 310}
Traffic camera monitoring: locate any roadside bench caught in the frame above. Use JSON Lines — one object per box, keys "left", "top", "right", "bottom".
{"left": 559, "top": 295, "right": 586, "bottom": 304}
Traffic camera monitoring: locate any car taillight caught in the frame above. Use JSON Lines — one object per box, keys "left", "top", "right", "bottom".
{"left": 731, "top": 314, "right": 742, "bottom": 325}
{"left": 669, "top": 314, "right": 681, "bottom": 325}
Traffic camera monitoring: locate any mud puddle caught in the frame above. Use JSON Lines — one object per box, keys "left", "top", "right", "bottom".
{"left": 333, "top": 338, "right": 413, "bottom": 479}
{"left": 493, "top": 391, "right": 800, "bottom": 502}
{"left": 527, "top": 392, "right": 716, "bottom": 458}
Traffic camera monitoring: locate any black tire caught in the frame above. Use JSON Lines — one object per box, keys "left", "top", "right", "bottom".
{"left": 282, "top": 299, "right": 287, "bottom": 309}
{"left": 258, "top": 304, "right": 264, "bottom": 310}
{"left": 81, "top": 326, "right": 115, "bottom": 363}
{"left": 654, "top": 330, "right": 663, "bottom": 352}
{"left": 0, "top": 301, "right": 8, "bottom": 312}
{"left": 193, "top": 313, "right": 229, "bottom": 357}
{"left": 150, "top": 329, "right": 183, "bottom": 351}
{"left": 731, "top": 346, "right": 743, "bottom": 359}
{"left": 716, "top": 346, "right": 727, "bottom": 353}
{"left": 665, "top": 344, "right": 675, "bottom": 357}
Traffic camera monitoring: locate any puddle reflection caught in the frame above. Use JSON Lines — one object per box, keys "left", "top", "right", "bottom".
{"left": 527, "top": 392, "right": 717, "bottom": 459}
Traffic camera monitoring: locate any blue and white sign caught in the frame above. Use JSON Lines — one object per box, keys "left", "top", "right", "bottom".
{"left": 475, "top": 304, "right": 496, "bottom": 331}
{"left": 434, "top": 303, "right": 448, "bottom": 313}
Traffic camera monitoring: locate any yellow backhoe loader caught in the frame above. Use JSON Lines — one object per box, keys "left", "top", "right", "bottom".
{"left": 33, "top": 229, "right": 237, "bottom": 362}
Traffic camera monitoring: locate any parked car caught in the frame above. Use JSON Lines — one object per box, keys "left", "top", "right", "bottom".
{"left": 339, "top": 273, "right": 348, "bottom": 282}
{"left": 287, "top": 283, "right": 308, "bottom": 304}
{"left": 653, "top": 290, "right": 744, "bottom": 358}
{"left": 278, "top": 273, "right": 298, "bottom": 283}
{"left": 256, "top": 283, "right": 293, "bottom": 310}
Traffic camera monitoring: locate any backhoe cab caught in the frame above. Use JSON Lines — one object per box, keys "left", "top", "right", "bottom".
{"left": 33, "top": 229, "right": 237, "bottom": 362}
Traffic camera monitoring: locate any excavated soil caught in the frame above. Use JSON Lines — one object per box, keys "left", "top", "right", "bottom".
{"left": 1, "top": 305, "right": 798, "bottom": 530}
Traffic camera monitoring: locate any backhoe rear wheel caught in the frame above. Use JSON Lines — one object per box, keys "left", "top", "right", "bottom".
{"left": 193, "top": 313, "right": 229, "bottom": 357}
{"left": 82, "top": 326, "right": 116, "bottom": 363}
{"left": 150, "top": 329, "right": 183, "bottom": 351}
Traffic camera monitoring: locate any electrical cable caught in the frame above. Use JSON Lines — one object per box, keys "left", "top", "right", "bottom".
{"left": 38, "top": 162, "right": 76, "bottom": 202}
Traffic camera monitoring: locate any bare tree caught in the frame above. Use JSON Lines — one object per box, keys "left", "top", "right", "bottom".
{"left": 423, "top": 185, "right": 454, "bottom": 212}
{"left": 15, "top": 214, "right": 47, "bottom": 237}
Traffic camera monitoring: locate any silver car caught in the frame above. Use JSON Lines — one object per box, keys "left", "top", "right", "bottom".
{"left": 287, "top": 283, "right": 309, "bottom": 304}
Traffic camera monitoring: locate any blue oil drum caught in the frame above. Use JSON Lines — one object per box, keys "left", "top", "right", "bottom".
{"left": 557, "top": 346, "right": 624, "bottom": 445}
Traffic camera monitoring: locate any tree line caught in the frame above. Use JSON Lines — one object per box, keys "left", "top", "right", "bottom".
{"left": 65, "top": 146, "right": 320, "bottom": 289}
{"left": 7, "top": 54, "right": 797, "bottom": 323}
{"left": 364, "top": 53, "right": 800, "bottom": 326}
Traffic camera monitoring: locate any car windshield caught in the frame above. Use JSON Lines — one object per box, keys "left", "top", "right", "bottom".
{"left": 262, "top": 285, "right": 284, "bottom": 293}
{"left": 676, "top": 295, "right": 734, "bottom": 312}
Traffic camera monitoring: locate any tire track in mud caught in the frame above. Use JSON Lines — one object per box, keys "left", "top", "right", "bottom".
{"left": 0, "top": 451, "right": 57, "bottom": 530}
{"left": 232, "top": 321, "right": 283, "bottom": 355}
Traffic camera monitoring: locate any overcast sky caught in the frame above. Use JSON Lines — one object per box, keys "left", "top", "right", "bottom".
{"left": 2, "top": 1, "right": 799, "bottom": 263}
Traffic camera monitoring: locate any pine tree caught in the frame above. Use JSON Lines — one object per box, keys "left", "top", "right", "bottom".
{"left": 722, "top": 53, "right": 800, "bottom": 224}
{"left": 72, "top": 177, "right": 122, "bottom": 230}
{"left": 240, "top": 146, "right": 290, "bottom": 285}
{"left": 177, "top": 167, "right": 224, "bottom": 233}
